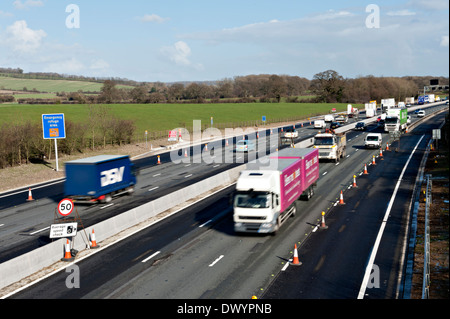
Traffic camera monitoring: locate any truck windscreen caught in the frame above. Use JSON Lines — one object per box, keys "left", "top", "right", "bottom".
{"left": 314, "top": 137, "right": 334, "bottom": 146}
{"left": 234, "top": 193, "right": 270, "bottom": 208}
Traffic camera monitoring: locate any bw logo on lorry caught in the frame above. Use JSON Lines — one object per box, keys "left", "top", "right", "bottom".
{"left": 100, "top": 167, "right": 125, "bottom": 187}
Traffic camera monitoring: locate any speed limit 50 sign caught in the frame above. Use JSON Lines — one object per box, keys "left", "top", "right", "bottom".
{"left": 58, "top": 198, "right": 74, "bottom": 216}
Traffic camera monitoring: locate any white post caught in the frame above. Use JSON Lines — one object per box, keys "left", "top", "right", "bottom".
{"left": 54, "top": 138, "right": 59, "bottom": 172}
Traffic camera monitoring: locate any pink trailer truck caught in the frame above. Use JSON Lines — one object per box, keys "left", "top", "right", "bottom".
{"left": 233, "top": 148, "right": 319, "bottom": 234}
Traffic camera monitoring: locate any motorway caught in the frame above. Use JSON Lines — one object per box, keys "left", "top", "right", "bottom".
{"left": 1, "top": 102, "right": 448, "bottom": 299}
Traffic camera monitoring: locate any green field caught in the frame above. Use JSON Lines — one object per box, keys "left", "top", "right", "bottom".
{"left": 0, "top": 76, "right": 132, "bottom": 93}
{"left": 0, "top": 102, "right": 358, "bottom": 137}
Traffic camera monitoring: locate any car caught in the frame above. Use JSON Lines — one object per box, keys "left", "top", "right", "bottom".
{"left": 414, "top": 109, "right": 422, "bottom": 114}
{"left": 330, "top": 122, "right": 341, "bottom": 129}
{"left": 417, "top": 110, "right": 425, "bottom": 118}
{"left": 236, "top": 140, "right": 255, "bottom": 152}
{"left": 354, "top": 122, "right": 366, "bottom": 130}
{"left": 282, "top": 129, "right": 298, "bottom": 138}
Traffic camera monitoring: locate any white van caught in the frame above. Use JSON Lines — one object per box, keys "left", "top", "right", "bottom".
{"left": 314, "top": 120, "right": 326, "bottom": 129}
{"left": 324, "top": 114, "right": 334, "bottom": 122}
{"left": 365, "top": 133, "right": 382, "bottom": 149}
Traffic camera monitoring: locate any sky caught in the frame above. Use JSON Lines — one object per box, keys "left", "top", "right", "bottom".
{"left": 0, "top": 0, "right": 448, "bottom": 83}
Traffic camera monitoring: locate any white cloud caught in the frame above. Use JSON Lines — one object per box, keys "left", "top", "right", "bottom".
{"left": 5, "top": 20, "right": 46, "bottom": 53}
{"left": 0, "top": 10, "right": 14, "bottom": 17}
{"left": 179, "top": 7, "right": 448, "bottom": 78}
{"left": 90, "top": 59, "right": 110, "bottom": 70}
{"left": 139, "top": 14, "right": 169, "bottom": 23}
{"left": 43, "top": 57, "right": 85, "bottom": 74}
{"left": 161, "top": 41, "right": 192, "bottom": 66}
{"left": 440, "top": 35, "right": 449, "bottom": 47}
{"left": 408, "top": 0, "right": 449, "bottom": 11}
{"left": 13, "top": 0, "right": 44, "bottom": 10}
{"left": 387, "top": 9, "right": 416, "bottom": 16}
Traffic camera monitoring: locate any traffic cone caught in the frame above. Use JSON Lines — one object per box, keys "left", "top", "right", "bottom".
{"left": 90, "top": 229, "right": 99, "bottom": 249}
{"left": 61, "top": 239, "right": 74, "bottom": 262}
{"left": 363, "top": 163, "right": 369, "bottom": 175}
{"left": 319, "top": 211, "right": 328, "bottom": 230}
{"left": 184, "top": 149, "right": 188, "bottom": 157}
{"left": 204, "top": 144, "right": 208, "bottom": 151}
{"left": 157, "top": 155, "right": 161, "bottom": 165}
{"left": 372, "top": 155, "right": 376, "bottom": 165}
{"left": 290, "top": 244, "right": 302, "bottom": 266}
{"left": 226, "top": 139, "right": 229, "bottom": 146}
{"left": 338, "top": 190, "right": 345, "bottom": 205}
{"left": 301, "top": 122, "right": 303, "bottom": 127}
{"left": 386, "top": 143, "right": 390, "bottom": 151}
{"left": 352, "top": 175, "right": 358, "bottom": 188}
{"left": 26, "top": 188, "right": 34, "bottom": 201}
{"left": 379, "top": 148, "right": 383, "bottom": 159}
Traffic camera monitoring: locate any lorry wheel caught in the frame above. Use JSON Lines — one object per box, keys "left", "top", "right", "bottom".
{"left": 102, "top": 194, "right": 112, "bottom": 203}
{"left": 291, "top": 205, "right": 297, "bottom": 217}
{"left": 126, "top": 186, "right": 134, "bottom": 195}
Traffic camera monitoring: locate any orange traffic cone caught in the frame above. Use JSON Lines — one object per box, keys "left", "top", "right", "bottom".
{"left": 301, "top": 122, "right": 303, "bottom": 127}
{"left": 157, "top": 155, "right": 161, "bottom": 165}
{"left": 338, "top": 190, "right": 345, "bottom": 205}
{"left": 352, "top": 175, "right": 358, "bottom": 188}
{"left": 61, "top": 239, "right": 74, "bottom": 262}
{"left": 90, "top": 229, "right": 99, "bottom": 249}
{"left": 184, "top": 149, "right": 188, "bottom": 157}
{"left": 204, "top": 144, "right": 208, "bottom": 151}
{"left": 319, "top": 211, "right": 328, "bottom": 230}
{"left": 226, "top": 139, "right": 229, "bottom": 146}
{"left": 379, "top": 148, "right": 383, "bottom": 159}
{"left": 26, "top": 188, "right": 34, "bottom": 201}
{"left": 372, "top": 155, "right": 376, "bottom": 165}
{"left": 363, "top": 163, "right": 369, "bottom": 175}
{"left": 386, "top": 143, "right": 390, "bottom": 151}
{"left": 290, "top": 244, "right": 302, "bottom": 266}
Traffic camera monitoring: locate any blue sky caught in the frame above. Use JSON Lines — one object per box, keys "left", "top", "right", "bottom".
{"left": 0, "top": 0, "right": 448, "bottom": 82}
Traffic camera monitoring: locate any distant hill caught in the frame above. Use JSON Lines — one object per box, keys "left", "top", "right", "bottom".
{"left": 0, "top": 75, "right": 135, "bottom": 93}
{"left": 0, "top": 67, "right": 137, "bottom": 93}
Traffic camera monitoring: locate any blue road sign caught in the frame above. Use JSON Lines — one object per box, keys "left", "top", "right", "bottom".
{"left": 262, "top": 116, "right": 266, "bottom": 122}
{"left": 42, "top": 113, "right": 66, "bottom": 139}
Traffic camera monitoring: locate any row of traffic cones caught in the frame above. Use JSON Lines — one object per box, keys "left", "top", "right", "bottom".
{"left": 61, "top": 229, "right": 99, "bottom": 262}
{"left": 287, "top": 142, "right": 391, "bottom": 269}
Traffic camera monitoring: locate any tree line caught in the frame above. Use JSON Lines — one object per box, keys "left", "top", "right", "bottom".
{"left": 0, "top": 105, "right": 135, "bottom": 169}
{"left": 8, "top": 71, "right": 447, "bottom": 106}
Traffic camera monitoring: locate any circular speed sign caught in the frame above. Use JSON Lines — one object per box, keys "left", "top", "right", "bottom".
{"left": 58, "top": 198, "right": 74, "bottom": 216}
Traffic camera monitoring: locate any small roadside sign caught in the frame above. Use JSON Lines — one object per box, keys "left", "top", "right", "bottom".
{"left": 168, "top": 130, "right": 177, "bottom": 142}
{"left": 50, "top": 222, "right": 78, "bottom": 238}
{"left": 42, "top": 114, "right": 66, "bottom": 139}
{"left": 58, "top": 198, "right": 74, "bottom": 216}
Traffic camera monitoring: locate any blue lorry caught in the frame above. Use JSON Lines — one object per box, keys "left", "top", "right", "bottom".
{"left": 64, "top": 155, "right": 137, "bottom": 203}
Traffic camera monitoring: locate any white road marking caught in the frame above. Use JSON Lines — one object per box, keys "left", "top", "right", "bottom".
{"left": 209, "top": 255, "right": 224, "bottom": 267}
{"left": 199, "top": 219, "right": 212, "bottom": 228}
{"left": 185, "top": 174, "right": 193, "bottom": 178}
{"left": 100, "top": 203, "right": 114, "bottom": 209}
{"left": 148, "top": 186, "right": 159, "bottom": 192}
{"left": 29, "top": 226, "right": 50, "bottom": 235}
{"left": 142, "top": 251, "right": 161, "bottom": 263}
